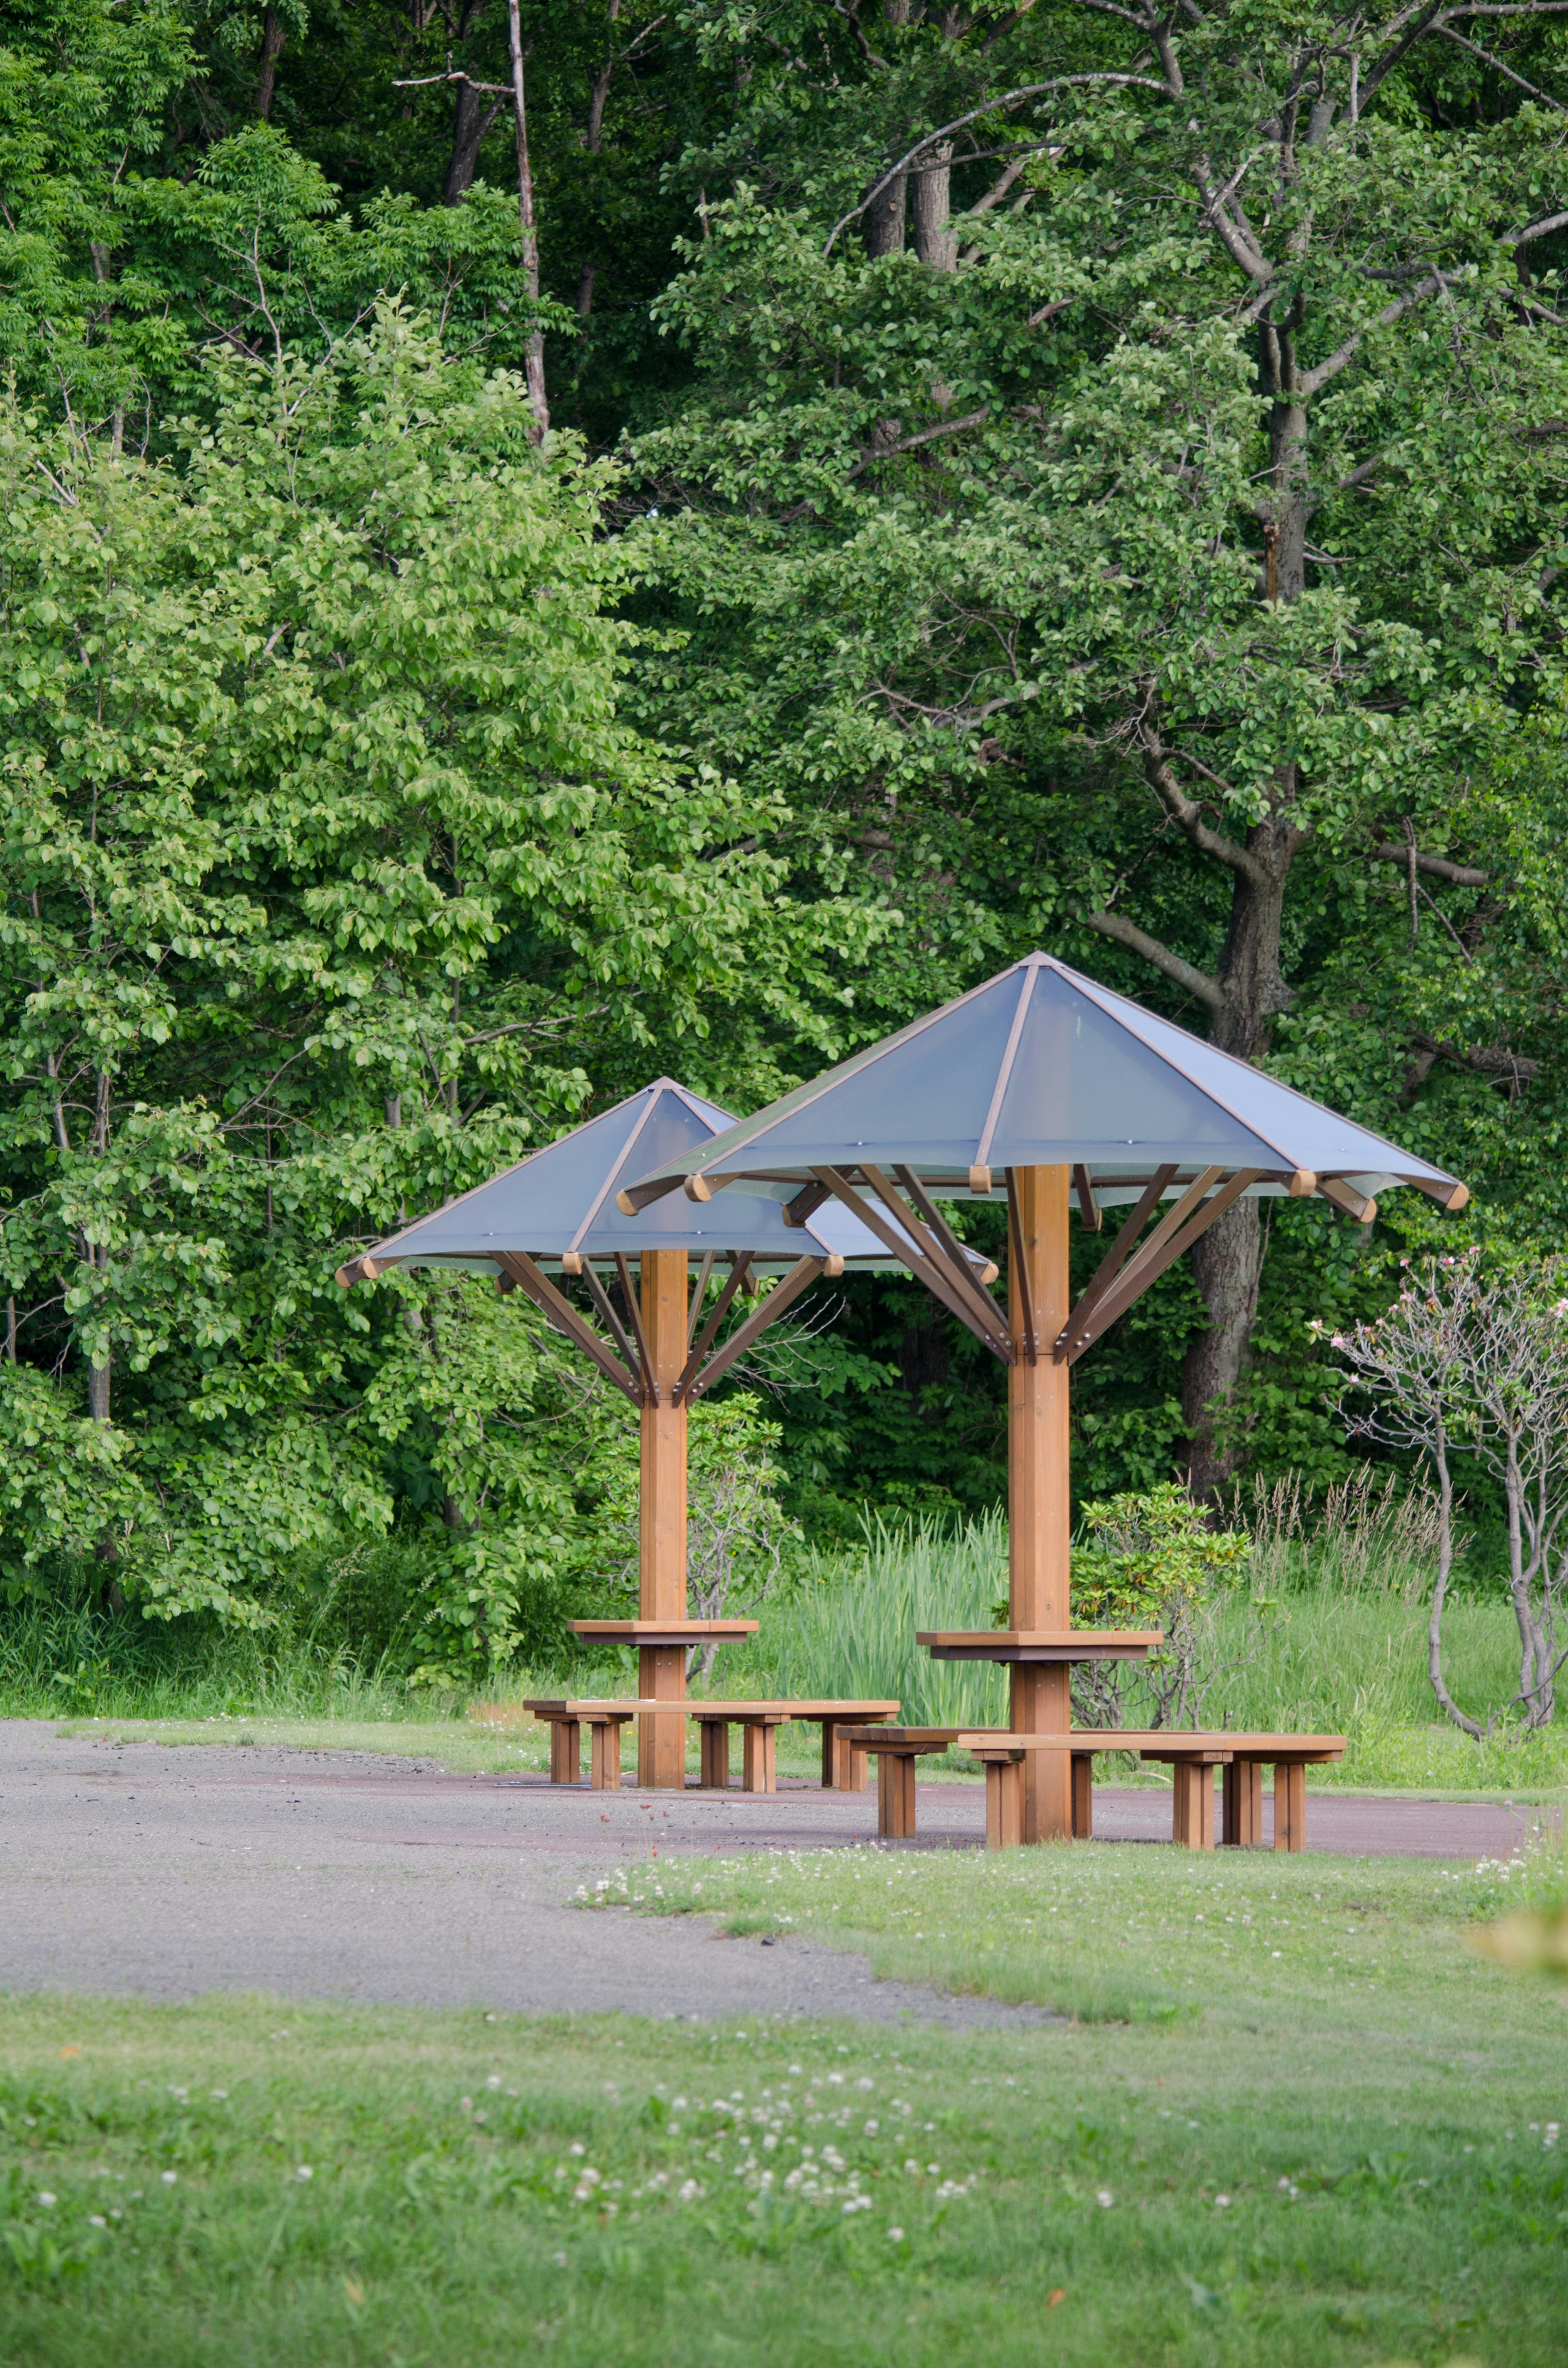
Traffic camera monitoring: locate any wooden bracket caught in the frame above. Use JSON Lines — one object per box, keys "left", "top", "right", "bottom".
{"left": 1057, "top": 1169, "right": 1263, "bottom": 1365}
{"left": 1073, "top": 1165, "right": 1101, "bottom": 1231}
{"left": 578, "top": 1259, "right": 643, "bottom": 1380}
{"left": 684, "top": 1255, "right": 829, "bottom": 1403}
{"left": 1051, "top": 1166, "right": 1176, "bottom": 1358}
{"left": 492, "top": 1250, "right": 642, "bottom": 1402}
{"left": 1319, "top": 1177, "right": 1379, "bottom": 1225}
{"left": 858, "top": 1165, "right": 1014, "bottom": 1361}
{"left": 673, "top": 1253, "right": 752, "bottom": 1403}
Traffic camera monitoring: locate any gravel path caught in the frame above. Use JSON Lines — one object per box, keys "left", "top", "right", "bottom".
{"left": 0, "top": 1721, "right": 1545, "bottom": 2024}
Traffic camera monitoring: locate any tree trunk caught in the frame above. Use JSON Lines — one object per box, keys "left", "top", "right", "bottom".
{"left": 255, "top": 7, "right": 286, "bottom": 118}
{"left": 506, "top": 0, "right": 549, "bottom": 441}
{"left": 1179, "top": 346, "right": 1313, "bottom": 1496}
{"left": 444, "top": 79, "right": 505, "bottom": 203}
{"left": 912, "top": 143, "right": 957, "bottom": 270}
{"left": 864, "top": 170, "right": 907, "bottom": 256}
{"left": 1180, "top": 805, "right": 1301, "bottom": 1495}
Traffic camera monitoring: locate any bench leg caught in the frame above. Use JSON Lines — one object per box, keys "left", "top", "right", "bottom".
{"left": 699, "top": 1721, "right": 730, "bottom": 1789}
{"left": 1071, "top": 1753, "right": 1094, "bottom": 1841}
{"left": 589, "top": 1721, "right": 623, "bottom": 1792}
{"left": 985, "top": 1758, "right": 1024, "bottom": 1851}
{"left": 877, "top": 1753, "right": 918, "bottom": 1841}
{"left": 1223, "top": 1758, "right": 1262, "bottom": 1846}
{"left": 1273, "top": 1762, "right": 1307, "bottom": 1853}
{"left": 550, "top": 1719, "right": 581, "bottom": 1786}
{"left": 742, "top": 1724, "right": 777, "bottom": 1795}
{"left": 1171, "top": 1761, "right": 1215, "bottom": 1850}
{"left": 823, "top": 1724, "right": 871, "bottom": 1792}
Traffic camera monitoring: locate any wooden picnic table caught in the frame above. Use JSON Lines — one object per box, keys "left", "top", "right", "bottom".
{"left": 523, "top": 1699, "right": 900, "bottom": 1792}
{"left": 840, "top": 1727, "right": 1347, "bottom": 1851}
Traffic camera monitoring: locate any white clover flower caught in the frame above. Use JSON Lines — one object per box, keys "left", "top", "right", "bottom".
{"left": 1214, "top": 2194, "right": 1232, "bottom": 2208}
{"left": 37, "top": 2193, "right": 56, "bottom": 2208}
{"left": 88, "top": 2215, "right": 107, "bottom": 2229}
{"left": 888, "top": 2226, "right": 904, "bottom": 2243}
{"left": 294, "top": 2167, "right": 313, "bottom": 2182}
{"left": 676, "top": 2179, "right": 703, "bottom": 2203}
{"left": 160, "top": 2172, "right": 178, "bottom": 2186}
{"left": 1096, "top": 2190, "right": 1114, "bottom": 2208}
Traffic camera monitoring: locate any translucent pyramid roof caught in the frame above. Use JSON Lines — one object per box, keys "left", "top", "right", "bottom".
{"left": 334, "top": 1077, "right": 917, "bottom": 1285}
{"left": 621, "top": 955, "right": 1466, "bottom": 1213}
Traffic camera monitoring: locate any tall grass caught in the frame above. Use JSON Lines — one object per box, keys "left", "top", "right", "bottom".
{"left": 715, "top": 1512, "right": 1009, "bottom": 1727}
{"left": 1227, "top": 1464, "right": 1457, "bottom": 1603}
{"left": 0, "top": 1595, "right": 425, "bottom": 1725}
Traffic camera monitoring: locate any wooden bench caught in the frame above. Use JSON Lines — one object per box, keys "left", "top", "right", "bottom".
{"left": 523, "top": 1700, "right": 900, "bottom": 1792}
{"left": 840, "top": 1728, "right": 1346, "bottom": 1850}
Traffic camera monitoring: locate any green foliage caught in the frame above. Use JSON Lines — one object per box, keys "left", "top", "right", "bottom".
{"left": 1067, "top": 1483, "right": 1252, "bottom": 1632}
{"left": 2, "top": 2, "right": 1568, "bottom": 1615}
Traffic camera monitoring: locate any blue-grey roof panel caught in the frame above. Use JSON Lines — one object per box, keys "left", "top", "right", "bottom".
{"left": 624, "top": 957, "right": 1462, "bottom": 1204}
{"left": 345, "top": 1079, "right": 905, "bottom": 1272}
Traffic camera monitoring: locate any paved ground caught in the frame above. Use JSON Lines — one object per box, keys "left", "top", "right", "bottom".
{"left": 0, "top": 1722, "right": 1547, "bottom": 2024}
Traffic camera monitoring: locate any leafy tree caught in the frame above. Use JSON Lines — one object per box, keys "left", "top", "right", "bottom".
{"left": 626, "top": 0, "right": 1568, "bottom": 1491}
{"left": 0, "top": 310, "right": 842, "bottom": 1628}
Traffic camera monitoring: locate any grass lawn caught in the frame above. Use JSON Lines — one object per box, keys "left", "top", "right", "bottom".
{"left": 4, "top": 1844, "right": 1566, "bottom": 2366}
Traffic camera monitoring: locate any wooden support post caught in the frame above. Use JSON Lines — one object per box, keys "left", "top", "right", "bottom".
{"left": 589, "top": 1719, "right": 624, "bottom": 1791}
{"left": 1273, "top": 1761, "right": 1307, "bottom": 1852}
{"left": 742, "top": 1721, "right": 778, "bottom": 1794}
{"left": 824, "top": 1722, "right": 869, "bottom": 1791}
{"left": 1071, "top": 1753, "right": 1094, "bottom": 1840}
{"left": 982, "top": 1753, "right": 1025, "bottom": 1851}
{"left": 550, "top": 1717, "right": 582, "bottom": 1785}
{"left": 1223, "top": 1758, "right": 1263, "bottom": 1846}
{"left": 637, "top": 1249, "right": 689, "bottom": 1788}
{"left": 877, "top": 1751, "right": 919, "bottom": 1840}
{"left": 1171, "top": 1760, "right": 1216, "bottom": 1850}
{"left": 1008, "top": 1165, "right": 1073, "bottom": 1842}
{"left": 699, "top": 1720, "right": 731, "bottom": 1789}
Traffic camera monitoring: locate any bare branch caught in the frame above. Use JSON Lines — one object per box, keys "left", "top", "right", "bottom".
{"left": 1142, "top": 743, "right": 1267, "bottom": 884}
{"left": 1511, "top": 210, "right": 1568, "bottom": 248}
{"left": 845, "top": 406, "right": 990, "bottom": 478}
{"left": 1358, "top": 3, "right": 1446, "bottom": 113}
{"left": 1300, "top": 275, "right": 1442, "bottom": 397}
{"left": 1368, "top": 842, "right": 1490, "bottom": 885}
{"left": 1083, "top": 908, "right": 1224, "bottom": 1009}
{"left": 1437, "top": 24, "right": 1568, "bottom": 109}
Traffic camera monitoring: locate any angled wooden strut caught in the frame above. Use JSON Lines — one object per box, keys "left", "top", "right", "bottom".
{"left": 1005, "top": 1168, "right": 1038, "bottom": 1364}
{"left": 1073, "top": 1165, "right": 1101, "bottom": 1231}
{"left": 814, "top": 1166, "right": 1013, "bottom": 1362}
{"left": 579, "top": 1258, "right": 643, "bottom": 1380}
{"left": 614, "top": 1253, "right": 657, "bottom": 1401}
{"left": 1054, "top": 1168, "right": 1264, "bottom": 1364}
{"left": 864, "top": 1164, "right": 1007, "bottom": 1349}
{"left": 683, "top": 1253, "right": 833, "bottom": 1403}
{"left": 1051, "top": 1165, "right": 1176, "bottom": 1358}
{"left": 674, "top": 1253, "right": 752, "bottom": 1403}
{"left": 492, "top": 1250, "right": 642, "bottom": 1401}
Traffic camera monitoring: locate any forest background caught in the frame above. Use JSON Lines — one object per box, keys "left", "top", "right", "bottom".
{"left": 3, "top": 0, "right": 1568, "bottom": 1688}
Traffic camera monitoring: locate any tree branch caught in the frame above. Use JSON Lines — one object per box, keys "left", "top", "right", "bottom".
{"left": 845, "top": 407, "right": 990, "bottom": 477}
{"left": 1511, "top": 209, "right": 1568, "bottom": 249}
{"left": 1142, "top": 743, "right": 1267, "bottom": 884}
{"left": 1369, "top": 842, "right": 1490, "bottom": 885}
{"left": 1437, "top": 24, "right": 1568, "bottom": 109}
{"left": 1358, "top": 3, "right": 1446, "bottom": 113}
{"left": 1301, "top": 275, "right": 1442, "bottom": 397}
{"left": 1083, "top": 910, "right": 1224, "bottom": 1010}
{"left": 823, "top": 74, "right": 1172, "bottom": 255}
